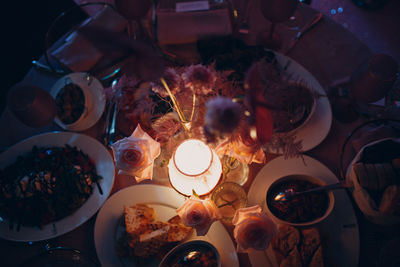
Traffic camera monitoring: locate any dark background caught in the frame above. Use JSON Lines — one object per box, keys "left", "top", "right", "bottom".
{"left": 1, "top": 0, "right": 78, "bottom": 115}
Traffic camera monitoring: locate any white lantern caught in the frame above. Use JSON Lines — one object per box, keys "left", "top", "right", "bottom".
{"left": 168, "top": 139, "right": 222, "bottom": 196}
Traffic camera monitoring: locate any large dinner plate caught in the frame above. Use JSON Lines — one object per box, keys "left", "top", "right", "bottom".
{"left": 50, "top": 72, "right": 106, "bottom": 132}
{"left": 0, "top": 131, "right": 115, "bottom": 242}
{"left": 269, "top": 51, "right": 332, "bottom": 152}
{"left": 247, "top": 155, "right": 359, "bottom": 267}
{"left": 94, "top": 184, "right": 239, "bottom": 267}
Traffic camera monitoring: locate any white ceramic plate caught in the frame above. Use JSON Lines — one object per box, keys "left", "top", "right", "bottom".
{"left": 269, "top": 51, "right": 332, "bottom": 152}
{"left": 247, "top": 155, "right": 359, "bottom": 267}
{"left": 50, "top": 72, "right": 106, "bottom": 131}
{"left": 0, "top": 132, "right": 115, "bottom": 242}
{"left": 94, "top": 184, "right": 239, "bottom": 267}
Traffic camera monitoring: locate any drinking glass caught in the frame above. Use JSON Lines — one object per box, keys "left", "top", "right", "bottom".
{"left": 7, "top": 83, "right": 56, "bottom": 128}
{"left": 211, "top": 182, "right": 247, "bottom": 224}
{"left": 115, "top": 0, "right": 153, "bottom": 39}
{"left": 329, "top": 54, "right": 398, "bottom": 123}
{"left": 221, "top": 155, "right": 249, "bottom": 186}
{"left": 350, "top": 54, "right": 398, "bottom": 104}
{"left": 258, "top": 0, "right": 298, "bottom": 49}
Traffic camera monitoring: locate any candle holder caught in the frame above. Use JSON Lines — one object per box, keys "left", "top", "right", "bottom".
{"left": 168, "top": 139, "right": 222, "bottom": 196}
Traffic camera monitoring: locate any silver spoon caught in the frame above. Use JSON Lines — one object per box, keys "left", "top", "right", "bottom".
{"left": 273, "top": 180, "right": 350, "bottom": 203}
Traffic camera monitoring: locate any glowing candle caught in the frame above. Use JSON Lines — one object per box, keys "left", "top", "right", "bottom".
{"left": 168, "top": 139, "right": 222, "bottom": 196}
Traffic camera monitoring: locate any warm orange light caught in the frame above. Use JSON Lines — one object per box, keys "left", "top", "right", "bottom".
{"left": 168, "top": 139, "right": 222, "bottom": 196}
{"left": 173, "top": 139, "right": 212, "bottom": 176}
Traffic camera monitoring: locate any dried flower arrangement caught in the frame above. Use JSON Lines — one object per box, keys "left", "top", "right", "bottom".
{"left": 79, "top": 27, "right": 318, "bottom": 160}
{"left": 105, "top": 52, "right": 321, "bottom": 162}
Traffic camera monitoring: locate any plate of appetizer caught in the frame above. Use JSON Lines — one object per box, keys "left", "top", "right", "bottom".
{"left": 94, "top": 184, "right": 239, "bottom": 267}
{"left": 0, "top": 131, "right": 115, "bottom": 241}
{"left": 247, "top": 155, "right": 359, "bottom": 267}
{"left": 262, "top": 51, "right": 332, "bottom": 153}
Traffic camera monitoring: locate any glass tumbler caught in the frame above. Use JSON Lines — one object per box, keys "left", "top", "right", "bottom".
{"left": 350, "top": 54, "right": 398, "bottom": 104}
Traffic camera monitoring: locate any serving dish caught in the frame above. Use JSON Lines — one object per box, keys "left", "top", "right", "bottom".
{"left": 267, "top": 51, "right": 332, "bottom": 152}
{"left": 0, "top": 131, "right": 115, "bottom": 242}
{"left": 94, "top": 184, "right": 239, "bottom": 267}
{"left": 248, "top": 155, "right": 359, "bottom": 267}
{"left": 159, "top": 240, "right": 221, "bottom": 267}
{"left": 265, "top": 174, "right": 335, "bottom": 227}
{"left": 50, "top": 72, "right": 106, "bottom": 131}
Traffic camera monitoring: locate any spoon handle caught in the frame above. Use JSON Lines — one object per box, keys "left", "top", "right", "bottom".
{"left": 300, "top": 180, "right": 350, "bottom": 195}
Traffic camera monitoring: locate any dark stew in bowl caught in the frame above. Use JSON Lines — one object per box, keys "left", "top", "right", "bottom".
{"left": 161, "top": 241, "right": 219, "bottom": 267}
{"left": 267, "top": 178, "right": 329, "bottom": 223}
{"left": 55, "top": 83, "right": 85, "bottom": 124}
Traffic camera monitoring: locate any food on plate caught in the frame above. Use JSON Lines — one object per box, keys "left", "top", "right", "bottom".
{"left": 160, "top": 240, "right": 220, "bottom": 267}
{"left": 116, "top": 204, "right": 193, "bottom": 260}
{"left": 271, "top": 224, "right": 324, "bottom": 267}
{"left": 270, "top": 83, "right": 315, "bottom": 133}
{"left": 351, "top": 139, "right": 400, "bottom": 216}
{"left": 378, "top": 185, "right": 400, "bottom": 215}
{"left": 267, "top": 178, "right": 330, "bottom": 224}
{"left": 0, "top": 145, "right": 102, "bottom": 228}
{"left": 55, "top": 83, "right": 85, "bottom": 124}
{"left": 245, "top": 57, "right": 317, "bottom": 134}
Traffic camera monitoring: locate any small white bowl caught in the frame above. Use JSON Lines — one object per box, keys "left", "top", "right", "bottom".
{"left": 50, "top": 72, "right": 105, "bottom": 132}
{"left": 159, "top": 240, "right": 221, "bottom": 267}
{"left": 264, "top": 174, "right": 335, "bottom": 227}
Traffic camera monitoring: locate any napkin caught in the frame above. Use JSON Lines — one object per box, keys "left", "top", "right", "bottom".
{"left": 51, "top": 5, "right": 127, "bottom": 72}
{"left": 156, "top": 1, "right": 233, "bottom": 45}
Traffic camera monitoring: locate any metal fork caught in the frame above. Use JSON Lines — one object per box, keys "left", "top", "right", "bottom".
{"left": 102, "top": 79, "right": 121, "bottom": 147}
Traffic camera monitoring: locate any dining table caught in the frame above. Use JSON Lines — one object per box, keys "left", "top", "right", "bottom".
{"left": 1, "top": 0, "right": 399, "bottom": 266}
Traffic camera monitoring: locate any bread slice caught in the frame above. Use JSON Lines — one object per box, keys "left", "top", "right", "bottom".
{"left": 166, "top": 215, "right": 193, "bottom": 242}
{"left": 124, "top": 204, "right": 155, "bottom": 235}
{"left": 139, "top": 225, "right": 170, "bottom": 242}
{"left": 134, "top": 230, "right": 169, "bottom": 258}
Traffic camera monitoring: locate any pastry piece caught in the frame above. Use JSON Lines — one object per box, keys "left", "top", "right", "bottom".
{"left": 300, "top": 228, "right": 321, "bottom": 266}
{"left": 124, "top": 204, "right": 155, "bottom": 234}
{"left": 272, "top": 224, "right": 300, "bottom": 257}
{"left": 271, "top": 224, "right": 324, "bottom": 267}
{"left": 309, "top": 245, "right": 323, "bottom": 267}
{"left": 280, "top": 247, "right": 302, "bottom": 267}
{"left": 379, "top": 185, "right": 400, "bottom": 215}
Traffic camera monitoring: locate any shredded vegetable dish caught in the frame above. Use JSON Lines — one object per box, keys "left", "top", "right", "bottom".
{"left": 0, "top": 145, "right": 102, "bottom": 228}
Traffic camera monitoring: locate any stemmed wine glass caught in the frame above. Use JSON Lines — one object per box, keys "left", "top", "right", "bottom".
{"left": 328, "top": 54, "right": 398, "bottom": 123}
{"left": 114, "top": 0, "right": 153, "bottom": 40}
{"left": 258, "top": 0, "right": 298, "bottom": 50}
